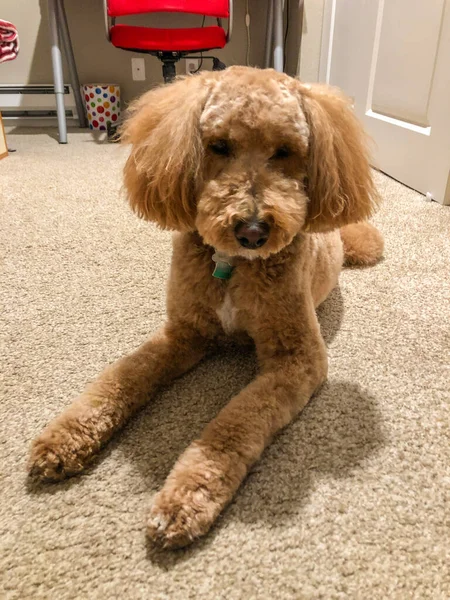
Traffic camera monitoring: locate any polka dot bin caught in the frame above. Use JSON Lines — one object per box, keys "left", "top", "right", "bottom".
{"left": 82, "top": 84, "right": 121, "bottom": 131}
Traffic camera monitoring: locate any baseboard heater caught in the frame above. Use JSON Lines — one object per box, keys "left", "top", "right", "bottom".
{"left": 0, "top": 84, "right": 79, "bottom": 123}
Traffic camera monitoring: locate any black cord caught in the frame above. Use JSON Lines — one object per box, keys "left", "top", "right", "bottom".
{"left": 192, "top": 15, "right": 206, "bottom": 73}
{"left": 283, "top": 0, "right": 290, "bottom": 71}
{"left": 192, "top": 53, "right": 204, "bottom": 73}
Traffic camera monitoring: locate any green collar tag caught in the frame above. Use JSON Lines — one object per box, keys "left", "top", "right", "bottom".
{"left": 213, "top": 261, "right": 234, "bottom": 279}
{"left": 212, "top": 251, "right": 234, "bottom": 280}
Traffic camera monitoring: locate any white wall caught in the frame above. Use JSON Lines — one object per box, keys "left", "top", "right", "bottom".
{"left": 298, "top": 0, "right": 325, "bottom": 82}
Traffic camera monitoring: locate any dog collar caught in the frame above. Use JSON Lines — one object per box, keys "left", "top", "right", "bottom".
{"left": 212, "top": 251, "right": 234, "bottom": 280}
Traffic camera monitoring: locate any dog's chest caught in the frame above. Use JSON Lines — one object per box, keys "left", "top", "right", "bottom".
{"left": 216, "top": 292, "right": 240, "bottom": 334}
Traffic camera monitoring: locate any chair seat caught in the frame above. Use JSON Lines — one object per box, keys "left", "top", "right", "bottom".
{"left": 110, "top": 24, "right": 227, "bottom": 52}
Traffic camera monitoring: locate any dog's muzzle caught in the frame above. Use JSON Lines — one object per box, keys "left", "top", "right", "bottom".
{"left": 234, "top": 219, "right": 270, "bottom": 249}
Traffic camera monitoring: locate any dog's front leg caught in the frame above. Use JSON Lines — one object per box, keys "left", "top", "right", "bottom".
{"left": 28, "top": 325, "right": 210, "bottom": 481}
{"left": 147, "top": 334, "right": 328, "bottom": 549}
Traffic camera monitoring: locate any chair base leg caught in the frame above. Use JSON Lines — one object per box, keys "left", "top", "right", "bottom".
{"left": 212, "top": 57, "right": 227, "bottom": 71}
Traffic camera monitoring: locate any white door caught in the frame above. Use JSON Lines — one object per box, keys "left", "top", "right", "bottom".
{"left": 319, "top": 0, "right": 450, "bottom": 205}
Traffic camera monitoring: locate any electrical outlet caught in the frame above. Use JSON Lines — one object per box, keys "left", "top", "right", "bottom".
{"left": 185, "top": 58, "right": 200, "bottom": 74}
{"left": 131, "top": 57, "right": 145, "bottom": 81}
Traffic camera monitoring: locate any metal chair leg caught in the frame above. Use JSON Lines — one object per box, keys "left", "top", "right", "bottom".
{"left": 56, "top": 0, "right": 87, "bottom": 128}
{"left": 273, "top": 0, "right": 284, "bottom": 72}
{"left": 264, "top": 0, "right": 274, "bottom": 68}
{"left": 48, "top": 0, "right": 67, "bottom": 143}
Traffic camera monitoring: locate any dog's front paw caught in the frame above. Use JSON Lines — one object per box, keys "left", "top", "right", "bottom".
{"left": 28, "top": 425, "right": 91, "bottom": 482}
{"left": 147, "top": 483, "right": 221, "bottom": 549}
{"left": 146, "top": 443, "right": 245, "bottom": 549}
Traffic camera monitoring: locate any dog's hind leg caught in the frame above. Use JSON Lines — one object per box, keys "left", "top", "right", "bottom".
{"left": 28, "top": 325, "right": 210, "bottom": 482}
{"left": 340, "top": 222, "right": 384, "bottom": 266}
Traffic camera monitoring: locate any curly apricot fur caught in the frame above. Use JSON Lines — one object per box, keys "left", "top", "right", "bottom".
{"left": 29, "top": 68, "right": 383, "bottom": 549}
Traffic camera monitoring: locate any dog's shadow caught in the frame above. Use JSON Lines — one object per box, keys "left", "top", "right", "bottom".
{"left": 133, "top": 376, "right": 383, "bottom": 566}
{"left": 125, "top": 286, "right": 381, "bottom": 561}
{"left": 116, "top": 285, "right": 349, "bottom": 487}
{"left": 317, "top": 284, "right": 345, "bottom": 345}
{"left": 27, "top": 285, "right": 385, "bottom": 563}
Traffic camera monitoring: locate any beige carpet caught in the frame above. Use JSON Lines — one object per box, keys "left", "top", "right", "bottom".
{"left": 1, "top": 129, "right": 449, "bottom": 599}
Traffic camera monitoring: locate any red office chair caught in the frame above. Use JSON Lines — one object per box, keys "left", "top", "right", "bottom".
{"left": 103, "top": 0, "right": 233, "bottom": 83}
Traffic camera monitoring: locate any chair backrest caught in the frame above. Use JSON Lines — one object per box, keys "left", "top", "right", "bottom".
{"left": 107, "top": 0, "right": 229, "bottom": 18}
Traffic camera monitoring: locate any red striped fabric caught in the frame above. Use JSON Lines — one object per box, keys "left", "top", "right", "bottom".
{"left": 0, "top": 19, "right": 19, "bottom": 64}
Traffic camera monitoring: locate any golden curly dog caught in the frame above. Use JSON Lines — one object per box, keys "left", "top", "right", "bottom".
{"left": 29, "top": 67, "right": 383, "bottom": 549}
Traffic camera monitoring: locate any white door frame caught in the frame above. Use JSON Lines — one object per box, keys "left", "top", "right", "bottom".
{"left": 318, "top": 0, "right": 337, "bottom": 85}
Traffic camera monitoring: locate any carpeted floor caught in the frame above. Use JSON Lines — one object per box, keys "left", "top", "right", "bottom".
{"left": 1, "top": 129, "right": 449, "bottom": 599}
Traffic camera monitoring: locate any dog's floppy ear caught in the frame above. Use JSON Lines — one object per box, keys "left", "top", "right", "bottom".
{"left": 298, "top": 83, "right": 379, "bottom": 232}
{"left": 121, "top": 74, "right": 213, "bottom": 231}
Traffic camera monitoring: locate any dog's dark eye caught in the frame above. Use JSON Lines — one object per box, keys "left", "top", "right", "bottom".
{"left": 209, "top": 139, "right": 231, "bottom": 156}
{"left": 271, "top": 146, "right": 291, "bottom": 159}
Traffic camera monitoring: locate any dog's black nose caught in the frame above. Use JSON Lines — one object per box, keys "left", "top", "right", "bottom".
{"left": 235, "top": 219, "right": 270, "bottom": 249}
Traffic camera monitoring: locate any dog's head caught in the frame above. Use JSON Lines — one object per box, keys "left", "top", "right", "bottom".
{"left": 122, "top": 67, "right": 378, "bottom": 259}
